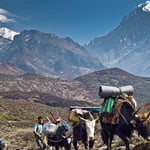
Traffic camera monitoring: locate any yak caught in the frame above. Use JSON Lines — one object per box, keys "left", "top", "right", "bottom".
{"left": 130, "top": 111, "right": 150, "bottom": 140}
{"left": 47, "top": 125, "right": 71, "bottom": 150}
{"left": 100, "top": 100, "right": 150, "bottom": 150}
{"left": 72, "top": 112, "right": 98, "bottom": 150}
{"left": 43, "top": 121, "right": 71, "bottom": 150}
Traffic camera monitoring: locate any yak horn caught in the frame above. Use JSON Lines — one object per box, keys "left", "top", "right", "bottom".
{"left": 88, "top": 111, "right": 99, "bottom": 121}
{"left": 88, "top": 111, "right": 94, "bottom": 120}
{"left": 140, "top": 112, "right": 150, "bottom": 122}
{"left": 146, "top": 111, "right": 150, "bottom": 120}
{"left": 132, "top": 107, "right": 140, "bottom": 116}
{"left": 77, "top": 115, "right": 86, "bottom": 121}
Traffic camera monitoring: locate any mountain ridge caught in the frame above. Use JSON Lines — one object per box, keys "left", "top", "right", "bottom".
{"left": 75, "top": 67, "right": 150, "bottom": 104}
{"left": 0, "top": 29, "right": 105, "bottom": 78}
{"left": 85, "top": 1, "right": 150, "bottom": 77}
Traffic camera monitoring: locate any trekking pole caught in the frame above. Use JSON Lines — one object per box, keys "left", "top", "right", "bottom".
{"left": 56, "top": 110, "right": 67, "bottom": 123}
{"left": 49, "top": 111, "right": 57, "bottom": 123}
{"left": 46, "top": 116, "right": 51, "bottom": 122}
{"left": 55, "top": 110, "right": 61, "bottom": 119}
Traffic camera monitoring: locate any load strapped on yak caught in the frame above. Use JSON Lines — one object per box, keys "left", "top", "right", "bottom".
{"left": 68, "top": 106, "right": 100, "bottom": 123}
{"left": 42, "top": 112, "right": 70, "bottom": 138}
{"left": 98, "top": 85, "right": 137, "bottom": 124}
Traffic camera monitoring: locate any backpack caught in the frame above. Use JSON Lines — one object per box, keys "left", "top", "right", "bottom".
{"left": 60, "top": 122, "right": 70, "bottom": 131}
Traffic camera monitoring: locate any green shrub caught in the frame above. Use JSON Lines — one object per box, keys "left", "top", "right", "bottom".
{"left": 0, "top": 114, "right": 19, "bottom": 121}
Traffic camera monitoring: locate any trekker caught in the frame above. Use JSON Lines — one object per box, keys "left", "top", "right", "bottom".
{"left": 33, "top": 116, "right": 47, "bottom": 150}
{"left": 0, "top": 139, "right": 5, "bottom": 150}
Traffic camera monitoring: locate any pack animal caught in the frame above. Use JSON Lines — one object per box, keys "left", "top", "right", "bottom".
{"left": 46, "top": 125, "right": 71, "bottom": 150}
{"left": 100, "top": 101, "right": 150, "bottom": 150}
{"left": 130, "top": 111, "right": 150, "bottom": 140}
{"left": 73, "top": 112, "right": 98, "bottom": 150}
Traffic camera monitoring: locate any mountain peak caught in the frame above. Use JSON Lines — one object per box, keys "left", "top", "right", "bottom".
{"left": 138, "top": 1, "right": 150, "bottom": 12}
{"left": 0, "top": 27, "right": 19, "bottom": 40}
{"left": 85, "top": 1, "right": 150, "bottom": 77}
{"left": 0, "top": 29, "right": 105, "bottom": 78}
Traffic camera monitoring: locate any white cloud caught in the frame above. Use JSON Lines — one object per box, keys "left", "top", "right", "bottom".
{"left": 0, "top": 14, "right": 15, "bottom": 23}
{"left": 0, "top": 8, "right": 16, "bottom": 23}
{"left": 0, "top": 8, "right": 8, "bottom": 15}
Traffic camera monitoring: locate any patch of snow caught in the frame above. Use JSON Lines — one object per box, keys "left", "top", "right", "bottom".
{"left": 24, "top": 35, "right": 30, "bottom": 42}
{"left": 143, "top": 1, "right": 150, "bottom": 12}
{"left": 0, "top": 27, "right": 19, "bottom": 40}
{"left": 138, "top": 1, "right": 150, "bottom": 12}
{"left": 138, "top": 4, "right": 143, "bottom": 8}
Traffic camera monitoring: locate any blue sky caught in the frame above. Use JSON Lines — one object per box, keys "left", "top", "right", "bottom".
{"left": 0, "top": 0, "right": 148, "bottom": 45}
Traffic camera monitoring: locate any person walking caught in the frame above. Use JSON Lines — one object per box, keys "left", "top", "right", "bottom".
{"left": 33, "top": 116, "right": 47, "bottom": 150}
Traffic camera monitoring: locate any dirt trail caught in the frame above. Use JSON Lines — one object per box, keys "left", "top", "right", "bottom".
{"left": 0, "top": 120, "right": 36, "bottom": 150}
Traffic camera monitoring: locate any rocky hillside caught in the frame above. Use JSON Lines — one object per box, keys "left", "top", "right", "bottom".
{"left": 0, "top": 29, "right": 104, "bottom": 78}
{"left": 0, "top": 61, "right": 24, "bottom": 75}
{"left": 0, "top": 67, "right": 149, "bottom": 105}
{"left": 0, "top": 90, "right": 96, "bottom": 108}
{"left": 85, "top": 1, "right": 150, "bottom": 77}
{"left": 0, "top": 72, "right": 95, "bottom": 103}
{"left": 75, "top": 68, "right": 150, "bottom": 104}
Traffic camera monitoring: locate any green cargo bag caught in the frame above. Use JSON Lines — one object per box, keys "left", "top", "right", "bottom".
{"left": 101, "top": 97, "right": 115, "bottom": 117}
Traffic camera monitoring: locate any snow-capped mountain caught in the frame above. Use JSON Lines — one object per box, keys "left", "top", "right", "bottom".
{"left": 0, "top": 27, "right": 19, "bottom": 40}
{"left": 85, "top": 1, "right": 150, "bottom": 77}
{"left": 0, "top": 29, "right": 105, "bottom": 78}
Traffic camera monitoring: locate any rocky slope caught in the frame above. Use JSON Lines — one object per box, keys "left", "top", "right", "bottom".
{"left": 0, "top": 72, "right": 95, "bottom": 103}
{"left": 0, "top": 61, "right": 24, "bottom": 75}
{"left": 0, "top": 36, "right": 11, "bottom": 51}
